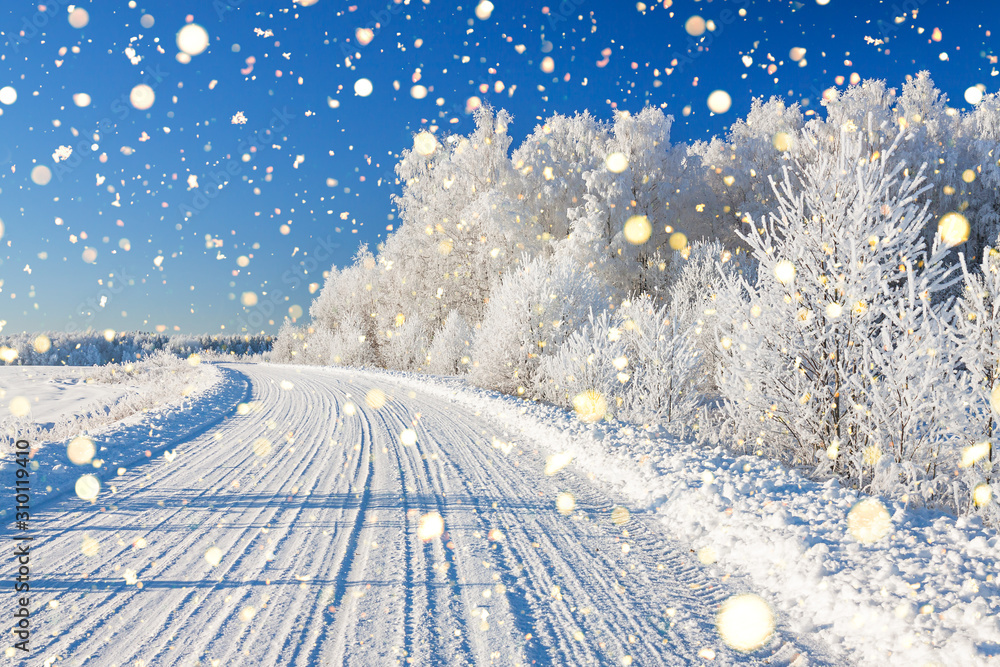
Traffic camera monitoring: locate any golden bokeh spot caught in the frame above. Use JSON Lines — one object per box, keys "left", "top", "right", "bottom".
{"left": 33, "top": 335, "right": 51, "bottom": 353}
{"left": 669, "top": 231, "right": 688, "bottom": 250}
{"left": 129, "top": 84, "right": 155, "bottom": 110}
{"left": 847, "top": 498, "right": 892, "bottom": 543}
{"left": 572, "top": 390, "right": 607, "bottom": 422}
{"left": 204, "top": 546, "right": 224, "bottom": 567}
{"left": 973, "top": 484, "right": 992, "bottom": 507}
{"left": 400, "top": 428, "right": 418, "bottom": 446}
{"left": 81, "top": 536, "right": 99, "bottom": 557}
{"left": 556, "top": 492, "right": 576, "bottom": 515}
{"left": 826, "top": 302, "right": 843, "bottom": 319}
{"left": 123, "top": 569, "right": 139, "bottom": 586}
{"left": 707, "top": 90, "right": 732, "bottom": 114}
{"left": 723, "top": 175, "right": 735, "bottom": 187}
{"left": 962, "top": 169, "right": 977, "bottom": 184}
{"left": 605, "top": 152, "right": 628, "bottom": 174}
{"left": 611, "top": 506, "right": 631, "bottom": 525}
{"left": 241, "top": 291, "right": 259, "bottom": 307}
{"left": 252, "top": 438, "right": 273, "bottom": 457}
{"left": 343, "top": 401, "right": 357, "bottom": 416}
{"left": 716, "top": 594, "right": 775, "bottom": 652}
{"left": 365, "top": 388, "right": 387, "bottom": 409}
{"left": 960, "top": 441, "right": 991, "bottom": 468}
{"left": 67, "top": 437, "right": 96, "bottom": 466}
{"left": 623, "top": 216, "right": 652, "bottom": 245}
{"left": 475, "top": 1, "right": 495, "bottom": 20}
{"left": 773, "top": 260, "right": 796, "bottom": 284}
{"left": 697, "top": 546, "right": 717, "bottom": 564}
{"left": 772, "top": 132, "right": 791, "bottom": 152}
{"left": 684, "top": 15, "right": 706, "bottom": 36}
{"left": 239, "top": 606, "right": 257, "bottom": 622}
{"left": 862, "top": 445, "right": 882, "bottom": 466}
{"left": 938, "top": 212, "right": 970, "bottom": 247}
{"left": 31, "top": 165, "right": 52, "bottom": 186}
{"left": 417, "top": 512, "right": 445, "bottom": 541}
{"left": 544, "top": 451, "right": 574, "bottom": 476}
{"left": 279, "top": 380, "right": 294, "bottom": 390}
{"left": 75, "top": 474, "right": 100, "bottom": 501}
{"left": 176, "top": 23, "right": 210, "bottom": 56}
{"left": 0, "top": 347, "right": 19, "bottom": 363}
{"left": 413, "top": 131, "right": 437, "bottom": 156}
{"left": 9, "top": 395, "right": 31, "bottom": 417}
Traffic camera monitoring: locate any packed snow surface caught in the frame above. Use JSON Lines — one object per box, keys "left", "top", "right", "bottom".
{"left": 7, "top": 362, "right": 999, "bottom": 665}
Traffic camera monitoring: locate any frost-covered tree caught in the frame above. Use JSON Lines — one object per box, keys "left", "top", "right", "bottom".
{"left": 270, "top": 320, "right": 303, "bottom": 363}
{"left": 567, "top": 107, "right": 683, "bottom": 295}
{"left": 696, "top": 96, "right": 806, "bottom": 242}
{"left": 512, "top": 111, "right": 608, "bottom": 241}
{"left": 385, "top": 106, "right": 545, "bottom": 329}
{"left": 380, "top": 313, "right": 430, "bottom": 372}
{"left": 955, "top": 246, "right": 1000, "bottom": 518}
{"left": 469, "top": 248, "right": 613, "bottom": 394}
{"left": 308, "top": 245, "right": 382, "bottom": 367}
{"left": 665, "top": 240, "right": 752, "bottom": 394}
{"left": 426, "top": 310, "right": 472, "bottom": 375}
{"left": 714, "top": 127, "right": 962, "bottom": 497}
{"left": 536, "top": 295, "right": 702, "bottom": 429}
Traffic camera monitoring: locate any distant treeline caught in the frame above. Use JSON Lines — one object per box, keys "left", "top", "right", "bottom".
{"left": 0, "top": 331, "right": 272, "bottom": 366}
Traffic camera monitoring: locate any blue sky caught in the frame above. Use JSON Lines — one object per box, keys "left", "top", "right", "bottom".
{"left": 0, "top": 0, "right": 994, "bottom": 334}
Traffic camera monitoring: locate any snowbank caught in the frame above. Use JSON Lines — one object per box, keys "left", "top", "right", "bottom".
{"left": 0, "top": 355, "right": 237, "bottom": 512}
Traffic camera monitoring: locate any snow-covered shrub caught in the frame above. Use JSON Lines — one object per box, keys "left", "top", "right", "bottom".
{"left": 469, "top": 249, "right": 613, "bottom": 394}
{"left": 954, "top": 246, "right": 1000, "bottom": 521}
{"left": 269, "top": 321, "right": 304, "bottom": 364}
{"left": 535, "top": 295, "right": 702, "bottom": 429}
{"left": 380, "top": 314, "right": 429, "bottom": 372}
{"left": 665, "top": 240, "right": 753, "bottom": 395}
{"left": 534, "top": 309, "right": 622, "bottom": 410}
{"left": 714, "top": 126, "right": 963, "bottom": 501}
{"left": 426, "top": 310, "right": 472, "bottom": 375}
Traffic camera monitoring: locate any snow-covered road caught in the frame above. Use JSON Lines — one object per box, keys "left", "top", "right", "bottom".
{"left": 22, "top": 363, "right": 818, "bottom": 666}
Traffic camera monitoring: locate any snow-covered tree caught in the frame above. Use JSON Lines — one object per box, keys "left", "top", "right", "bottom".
{"left": 512, "top": 111, "right": 608, "bottom": 241}
{"left": 567, "top": 107, "right": 683, "bottom": 296}
{"left": 270, "top": 320, "right": 303, "bottom": 363}
{"left": 695, "top": 96, "right": 806, "bottom": 243}
{"left": 385, "top": 106, "right": 545, "bottom": 329}
{"left": 469, "top": 248, "right": 613, "bottom": 394}
{"left": 380, "top": 313, "right": 430, "bottom": 372}
{"left": 536, "top": 295, "right": 702, "bottom": 429}
{"left": 308, "top": 245, "right": 382, "bottom": 367}
{"left": 666, "top": 240, "right": 752, "bottom": 394}
{"left": 955, "top": 246, "right": 1000, "bottom": 519}
{"left": 714, "top": 126, "right": 962, "bottom": 497}
{"left": 426, "top": 310, "right": 472, "bottom": 375}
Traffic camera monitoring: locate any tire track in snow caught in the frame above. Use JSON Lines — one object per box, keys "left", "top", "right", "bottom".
{"left": 19, "top": 363, "right": 820, "bottom": 666}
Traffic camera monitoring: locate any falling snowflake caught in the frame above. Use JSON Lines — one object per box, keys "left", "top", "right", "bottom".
{"left": 52, "top": 145, "right": 73, "bottom": 162}
{"left": 231, "top": 111, "right": 248, "bottom": 125}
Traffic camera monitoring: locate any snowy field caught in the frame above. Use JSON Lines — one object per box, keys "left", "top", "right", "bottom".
{"left": 3, "top": 362, "right": 997, "bottom": 665}
{"left": 0, "top": 366, "right": 130, "bottom": 426}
